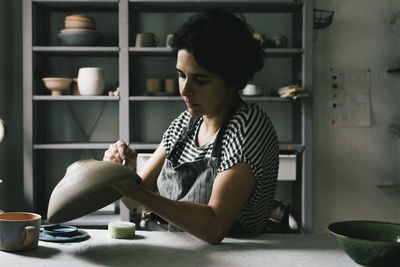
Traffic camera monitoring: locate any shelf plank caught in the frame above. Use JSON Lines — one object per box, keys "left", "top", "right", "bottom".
{"left": 130, "top": 142, "right": 304, "bottom": 152}
{"left": 129, "top": 47, "right": 175, "bottom": 56}
{"left": 377, "top": 184, "right": 400, "bottom": 192}
{"left": 33, "top": 95, "right": 119, "bottom": 101}
{"left": 279, "top": 143, "right": 304, "bottom": 152}
{"left": 129, "top": 1, "right": 302, "bottom": 13}
{"left": 34, "top": 142, "right": 304, "bottom": 151}
{"left": 34, "top": 143, "right": 111, "bottom": 149}
{"left": 129, "top": 47, "right": 303, "bottom": 57}
{"left": 242, "top": 96, "right": 291, "bottom": 102}
{"left": 130, "top": 96, "right": 290, "bottom": 102}
{"left": 32, "top": 0, "right": 119, "bottom": 12}
{"left": 265, "top": 48, "right": 303, "bottom": 57}
{"left": 387, "top": 68, "right": 400, "bottom": 73}
{"left": 130, "top": 96, "right": 182, "bottom": 101}
{"left": 33, "top": 46, "right": 119, "bottom": 56}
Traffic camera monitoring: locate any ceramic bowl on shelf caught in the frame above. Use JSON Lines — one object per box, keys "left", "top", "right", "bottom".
{"left": 64, "top": 14, "right": 96, "bottom": 29}
{"left": 242, "top": 83, "right": 263, "bottom": 96}
{"left": 58, "top": 31, "right": 102, "bottom": 46}
{"left": 42, "top": 77, "right": 73, "bottom": 96}
{"left": 60, "top": 28, "right": 97, "bottom": 33}
{"left": 328, "top": 220, "right": 400, "bottom": 266}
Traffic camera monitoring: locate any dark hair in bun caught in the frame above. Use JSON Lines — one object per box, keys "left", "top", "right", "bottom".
{"left": 172, "top": 9, "right": 264, "bottom": 90}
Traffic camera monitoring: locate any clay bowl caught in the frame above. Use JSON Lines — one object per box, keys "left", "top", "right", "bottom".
{"left": 60, "top": 28, "right": 97, "bottom": 34}
{"left": 42, "top": 77, "right": 72, "bottom": 96}
{"left": 328, "top": 220, "right": 400, "bottom": 266}
{"left": 65, "top": 14, "right": 95, "bottom": 23}
{"left": 47, "top": 159, "right": 134, "bottom": 223}
{"left": 64, "top": 20, "right": 96, "bottom": 29}
{"left": 65, "top": 14, "right": 96, "bottom": 29}
{"left": 58, "top": 31, "right": 102, "bottom": 46}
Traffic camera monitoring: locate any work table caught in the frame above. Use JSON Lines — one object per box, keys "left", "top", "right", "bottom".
{"left": 2, "top": 230, "right": 358, "bottom": 267}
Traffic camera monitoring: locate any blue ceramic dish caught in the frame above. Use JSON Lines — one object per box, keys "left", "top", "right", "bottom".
{"left": 42, "top": 224, "right": 78, "bottom": 237}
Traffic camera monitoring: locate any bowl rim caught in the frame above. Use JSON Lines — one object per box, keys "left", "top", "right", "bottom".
{"left": 327, "top": 220, "right": 400, "bottom": 245}
{"left": 42, "top": 77, "right": 73, "bottom": 81}
{"left": 58, "top": 31, "right": 101, "bottom": 35}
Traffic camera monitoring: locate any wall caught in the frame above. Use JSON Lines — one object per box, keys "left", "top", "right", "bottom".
{"left": 313, "top": 0, "right": 400, "bottom": 232}
{"left": 0, "top": 0, "right": 23, "bottom": 211}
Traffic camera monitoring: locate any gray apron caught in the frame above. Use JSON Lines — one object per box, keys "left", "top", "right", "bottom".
{"left": 156, "top": 100, "right": 243, "bottom": 231}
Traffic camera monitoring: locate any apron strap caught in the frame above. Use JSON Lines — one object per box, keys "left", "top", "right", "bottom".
{"left": 211, "top": 97, "right": 244, "bottom": 157}
{"left": 167, "top": 116, "right": 201, "bottom": 162}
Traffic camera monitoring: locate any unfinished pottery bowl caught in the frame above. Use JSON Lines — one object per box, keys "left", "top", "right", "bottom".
{"left": 328, "top": 220, "right": 400, "bottom": 267}
{"left": 47, "top": 159, "right": 134, "bottom": 223}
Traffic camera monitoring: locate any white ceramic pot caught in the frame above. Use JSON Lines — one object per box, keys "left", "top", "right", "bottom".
{"left": 77, "top": 67, "right": 105, "bottom": 95}
{"left": 78, "top": 67, "right": 104, "bottom": 80}
{"left": 77, "top": 79, "right": 105, "bottom": 95}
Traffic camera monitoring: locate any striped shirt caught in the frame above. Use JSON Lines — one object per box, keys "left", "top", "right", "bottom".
{"left": 161, "top": 101, "right": 279, "bottom": 232}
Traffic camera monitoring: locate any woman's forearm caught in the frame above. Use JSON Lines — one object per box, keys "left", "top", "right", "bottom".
{"left": 127, "top": 182, "right": 228, "bottom": 244}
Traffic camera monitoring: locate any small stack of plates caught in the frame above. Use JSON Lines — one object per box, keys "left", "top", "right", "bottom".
{"left": 58, "top": 14, "right": 102, "bottom": 46}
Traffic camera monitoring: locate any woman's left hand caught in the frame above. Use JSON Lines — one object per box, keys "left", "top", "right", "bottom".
{"left": 103, "top": 140, "right": 137, "bottom": 169}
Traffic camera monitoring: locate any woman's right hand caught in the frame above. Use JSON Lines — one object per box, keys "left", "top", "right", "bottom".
{"left": 103, "top": 140, "right": 137, "bottom": 169}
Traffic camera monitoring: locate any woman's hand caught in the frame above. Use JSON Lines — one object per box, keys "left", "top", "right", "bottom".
{"left": 103, "top": 140, "right": 137, "bottom": 169}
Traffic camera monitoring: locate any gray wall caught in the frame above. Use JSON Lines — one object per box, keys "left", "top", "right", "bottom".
{"left": 313, "top": 0, "right": 400, "bottom": 232}
{"left": 0, "top": 0, "right": 23, "bottom": 211}
{"left": 1, "top": 0, "right": 399, "bottom": 232}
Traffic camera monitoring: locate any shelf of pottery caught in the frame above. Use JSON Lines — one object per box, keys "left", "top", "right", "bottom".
{"left": 23, "top": 0, "right": 313, "bottom": 232}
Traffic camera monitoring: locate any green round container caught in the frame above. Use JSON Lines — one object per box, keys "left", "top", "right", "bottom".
{"left": 328, "top": 220, "right": 400, "bottom": 266}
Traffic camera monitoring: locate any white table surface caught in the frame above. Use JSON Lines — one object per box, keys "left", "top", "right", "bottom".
{"left": 1, "top": 230, "right": 359, "bottom": 267}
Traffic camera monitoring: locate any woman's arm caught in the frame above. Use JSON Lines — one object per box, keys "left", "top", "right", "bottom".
{"left": 103, "top": 140, "right": 166, "bottom": 192}
{"left": 137, "top": 144, "right": 166, "bottom": 192}
{"left": 113, "top": 161, "right": 256, "bottom": 244}
{"left": 104, "top": 141, "right": 166, "bottom": 209}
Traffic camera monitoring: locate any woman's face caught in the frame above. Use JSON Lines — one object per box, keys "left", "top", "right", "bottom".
{"left": 176, "top": 49, "right": 235, "bottom": 118}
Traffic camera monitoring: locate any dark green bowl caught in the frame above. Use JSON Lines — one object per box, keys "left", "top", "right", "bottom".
{"left": 328, "top": 220, "right": 400, "bottom": 266}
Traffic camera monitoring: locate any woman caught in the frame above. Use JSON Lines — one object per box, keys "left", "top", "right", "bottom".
{"left": 104, "top": 9, "right": 279, "bottom": 244}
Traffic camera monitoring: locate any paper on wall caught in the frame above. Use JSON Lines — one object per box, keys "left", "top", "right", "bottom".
{"left": 329, "top": 69, "right": 371, "bottom": 127}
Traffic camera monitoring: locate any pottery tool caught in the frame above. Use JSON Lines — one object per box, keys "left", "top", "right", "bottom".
{"left": 122, "top": 143, "right": 129, "bottom": 166}
{"left": 108, "top": 221, "right": 135, "bottom": 239}
{"left": 0, "top": 119, "right": 6, "bottom": 143}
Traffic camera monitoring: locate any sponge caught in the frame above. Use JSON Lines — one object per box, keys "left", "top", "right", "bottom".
{"left": 108, "top": 221, "right": 136, "bottom": 239}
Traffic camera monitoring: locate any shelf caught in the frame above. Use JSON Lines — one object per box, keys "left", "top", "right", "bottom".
{"left": 33, "top": 95, "right": 119, "bottom": 101}
{"left": 387, "top": 68, "right": 400, "bottom": 73}
{"left": 129, "top": 1, "right": 303, "bottom": 13}
{"left": 33, "top": 143, "right": 111, "bottom": 150}
{"left": 33, "top": 46, "right": 119, "bottom": 56}
{"left": 130, "top": 96, "right": 291, "bottom": 102}
{"left": 129, "top": 142, "right": 304, "bottom": 153}
{"left": 377, "top": 184, "right": 400, "bottom": 192}
{"left": 279, "top": 143, "right": 304, "bottom": 152}
{"left": 129, "top": 47, "right": 303, "bottom": 57}
{"left": 32, "top": 0, "right": 119, "bottom": 12}
{"left": 265, "top": 48, "right": 303, "bottom": 57}
{"left": 242, "top": 96, "right": 292, "bottom": 102}
{"left": 130, "top": 96, "right": 181, "bottom": 101}
{"left": 129, "top": 47, "right": 175, "bottom": 56}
